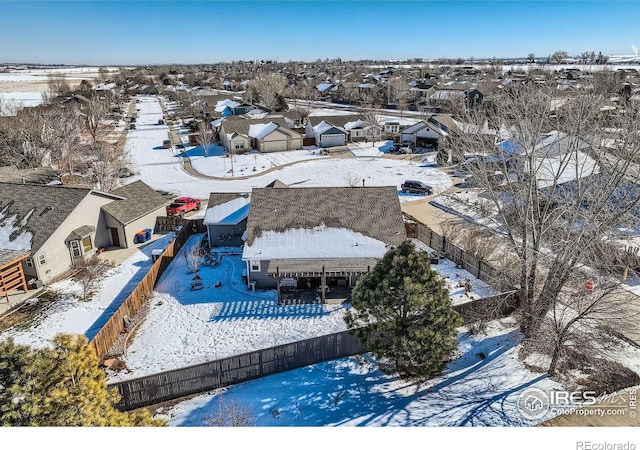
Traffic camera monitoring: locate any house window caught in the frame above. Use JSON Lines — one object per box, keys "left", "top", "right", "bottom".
{"left": 250, "top": 260, "right": 261, "bottom": 272}
{"left": 82, "top": 236, "right": 93, "bottom": 253}
{"left": 234, "top": 141, "right": 245, "bottom": 150}
{"left": 38, "top": 253, "right": 47, "bottom": 266}
{"left": 25, "top": 258, "right": 34, "bottom": 268}
{"left": 70, "top": 240, "right": 82, "bottom": 258}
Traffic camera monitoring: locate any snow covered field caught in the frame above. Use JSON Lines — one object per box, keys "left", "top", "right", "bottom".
{"left": 0, "top": 67, "right": 117, "bottom": 114}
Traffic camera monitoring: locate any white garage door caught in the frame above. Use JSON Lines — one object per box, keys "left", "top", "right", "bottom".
{"left": 321, "top": 133, "right": 345, "bottom": 148}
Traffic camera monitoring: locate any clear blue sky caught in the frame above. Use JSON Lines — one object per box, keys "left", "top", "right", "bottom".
{"left": 1, "top": 1, "right": 639, "bottom": 65}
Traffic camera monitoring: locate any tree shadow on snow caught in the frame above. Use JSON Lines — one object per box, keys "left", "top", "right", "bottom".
{"left": 175, "top": 329, "right": 546, "bottom": 427}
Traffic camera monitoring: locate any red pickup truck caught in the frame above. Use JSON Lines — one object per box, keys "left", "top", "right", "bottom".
{"left": 166, "top": 197, "right": 201, "bottom": 217}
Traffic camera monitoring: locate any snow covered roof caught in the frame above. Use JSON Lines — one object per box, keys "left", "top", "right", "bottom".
{"left": 344, "top": 119, "right": 370, "bottom": 130}
{"left": 221, "top": 116, "right": 290, "bottom": 137}
{"left": 313, "top": 121, "right": 342, "bottom": 135}
{"left": 0, "top": 182, "right": 93, "bottom": 253}
{"left": 249, "top": 122, "right": 279, "bottom": 140}
{"left": 243, "top": 225, "right": 388, "bottom": 260}
{"left": 203, "top": 196, "right": 251, "bottom": 225}
{"left": 316, "top": 83, "right": 334, "bottom": 92}
{"left": 430, "top": 89, "right": 466, "bottom": 100}
{"left": 215, "top": 99, "right": 240, "bottom": 112}
{"left": 243, "top": 186, "right": 406, "bottom": 252}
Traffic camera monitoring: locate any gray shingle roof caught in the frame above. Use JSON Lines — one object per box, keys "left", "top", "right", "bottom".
{"left": 101, "top": 180, "right": 169, "bottom": 225}
{"left": 244, "top": 187, "right": 406, "bottom": 246}
{"left": 307, "top": 114, "right": 364, "bottom": 129}
{"left": 0, "top": 248, "right": 29, "bottom": 268}
{"left": 0, "top": 182, "right": 92, "bottom": 254}
{"left": 65, "top": 225, "right": 96, "bottom": 243}
{"left": 206, "top": 192, "right": 250, "bottom": 208}
{"left": 220, "top": 116, "right": 290, "bottom": 137}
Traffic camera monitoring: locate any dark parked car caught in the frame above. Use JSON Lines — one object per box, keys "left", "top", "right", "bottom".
{"left": 401, "top": 180, "right": 432, "bottom": 195}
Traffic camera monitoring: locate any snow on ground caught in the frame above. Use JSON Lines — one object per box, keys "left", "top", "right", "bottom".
{"left": 411, "top": 238, "right": 498, "bottom": 302}
{"left": 125, "top": 96, "right": 451, "bottom": 199}
{"left": 430, "top": 191, "right": 504, "bottom": 232}
{"left": 156, "top": 317, "right": 562, "bottom": 427}
{"left": 110, "top": 234, "right": 498, "bottom": 381}
{"left": 189, "top": 146, "right": 327, "bottom": 178}
{"left": 113, "top": 235, "right": 349, "bottom": 380}
{"left": 0, "top": 234, "right": 175, "bottom": 348}
{"left": 0, "top": 91, "right": 44, "bottom": 113}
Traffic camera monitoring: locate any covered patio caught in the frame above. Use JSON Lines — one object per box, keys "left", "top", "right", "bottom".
{"left": 270, "top": 257, "right": 377, "bottom": 304}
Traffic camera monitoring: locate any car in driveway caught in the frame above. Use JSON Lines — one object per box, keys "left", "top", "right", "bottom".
{"left": 166, "top": 197, "right": 201, "bottom": 217}
{"left": 401, "top": 180, "right": 433, "bottom": 195}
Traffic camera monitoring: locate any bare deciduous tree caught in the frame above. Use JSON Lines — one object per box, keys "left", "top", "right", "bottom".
{"left": 47, "top": 73, "right": 71, "bottom": 97}
{"left": 184, "top": 242, "right": 202, "bottom": 273}
{"left": 195, "top": 120, "right": 214, "bottom": 157}
{"left": 204, "top": 395, "right": 255, "bottom": 427}
{"left": 72, "top": 254, "right": 115, "bottom": 302}
{"left": 387, "top": 76, "right": 411, "bottom": 118}
{"left": 549, "top": 50, "right": 569, "bottom": 64}
{"left": 248, "top": 72, "right": 288, "bottom": 111}
{"left": 84, "top": 99, "right": 108, "bottom": 145}
{"left": 448, "top": 83, "right": 640, "bottom": 346}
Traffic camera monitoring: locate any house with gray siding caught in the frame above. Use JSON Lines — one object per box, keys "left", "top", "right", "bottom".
{"left": 241, "top": 186, "right": 406, "bottom": 302}
{"left": 305, "top": 114, "right": 368, "bottom": 146}
{"left": 0, "top": 182, "right": 117, "bottom": 284}
{"left": 203, "top": 192, "right": 251, "bottom": 248}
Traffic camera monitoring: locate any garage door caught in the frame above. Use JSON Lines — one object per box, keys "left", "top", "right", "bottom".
{"left": 321, "top": 133, "right": 346, "bottom": 148}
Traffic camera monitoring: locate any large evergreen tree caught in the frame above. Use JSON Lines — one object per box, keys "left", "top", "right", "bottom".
{"left": 345, "top": 240, "right": 461, "bottom": 378}
{"left": 0, "top": 334, "right": 166, "bottom": 426}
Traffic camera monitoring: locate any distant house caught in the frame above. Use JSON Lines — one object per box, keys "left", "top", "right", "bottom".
{"left": 496, "top": 130, "right": 594, "bottom": 188}
{"left": 305, "top": 114, "right": 368, "bottom": 147}
{"left": 383, "top": 121, "right": 401, "bottom": 135}
{"left": 219, "top": 116, "right": 303, "bottom": 153}
{"left": 203, "top": 193, "right": 251, "bottom": 248}
{"left": 310, "top": 121, "right": 348, "bottom": 148}
{"left": 399, "top": 115, "right": 456, "bottom": 149}
{"left": 0, "top": 180, "right": 169, "bottom": 285}
{"left": 242, "top": 186, "right": 407, "bottom": 301}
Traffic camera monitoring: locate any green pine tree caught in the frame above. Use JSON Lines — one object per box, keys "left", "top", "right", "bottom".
{"left": 0, "top": 334, "right": 166, "bottom": 426}
{"left": 345, "top": 240, "right": 461, "bottom": 378}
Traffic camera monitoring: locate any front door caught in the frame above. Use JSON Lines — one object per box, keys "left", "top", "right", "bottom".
{"left": 70, "top": 240, "right": 81, "bottom": 259}
{"left": 109, "top": 227, "right": 120, "bottom": 247}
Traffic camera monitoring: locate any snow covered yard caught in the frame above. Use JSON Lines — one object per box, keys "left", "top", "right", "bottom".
{"left": 0, "top": 233, "right": 175, "bottom": 349}
{"left": 155, "top": 317, "right": 562, "bottom": 427}
{"left": 109, "top": 234, "right": 498, "bottom": 381}
{"left": 189, "top": 146, "right": 328, "bottom": 178}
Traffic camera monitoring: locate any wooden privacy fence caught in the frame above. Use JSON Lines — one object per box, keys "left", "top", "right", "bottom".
{"left": 110, "top": 330, "right": 367, "bottom": 411}
{"left": 405, "top": 216, "right": 517, "bottom": 292}
{"left": 88, "top": 222, "right": 196, "bottom": 360}
{"left": 109, "top": 291, "right": 518, "bottom": 412}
